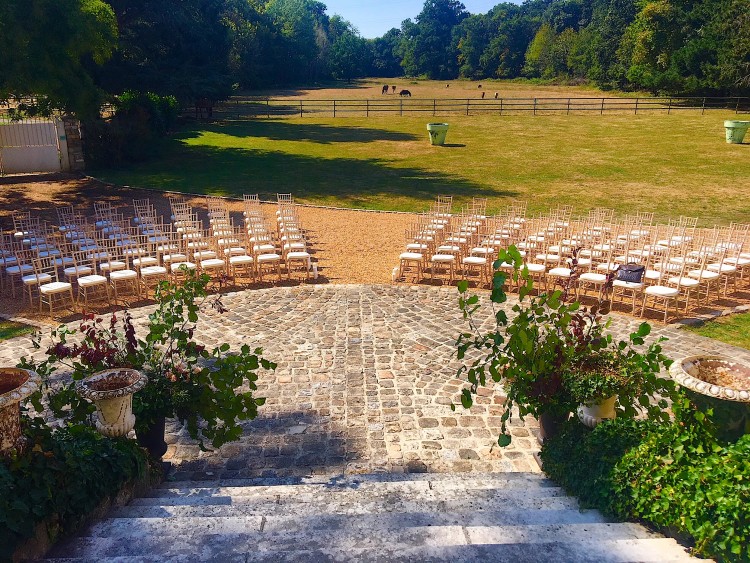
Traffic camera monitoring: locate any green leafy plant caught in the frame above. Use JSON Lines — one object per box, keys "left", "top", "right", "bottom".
{"left": 541, "top": 398, "right": 750, "bottom": 562}
{"left": 20, "top": 268, "right": 275, "bottom": 450}
{"left": 455, "top": 245, "right": 675, "bottom": 446}
{"left": 0, "top": 424, "right": 149, "bottom": 560}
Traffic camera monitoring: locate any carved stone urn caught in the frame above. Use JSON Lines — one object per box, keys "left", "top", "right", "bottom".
{"left": 670, "top": 355, "right": 750, "bottom": 439}
{"left": 0, "top": 368, "right": 41, "bottom": 455}
{"left": 76, "top": 368, "right": 147, "bottom": 437}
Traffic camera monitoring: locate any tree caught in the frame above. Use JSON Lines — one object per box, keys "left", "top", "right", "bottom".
{"left": 368, "top": 28, "right": 404, "bottom": 77}
{"left": 328, "top": 26, "right": 369, "bottom": 82}
{"left": 0, "top": 0, "right": 118, "bottom": 118}
{"left": 399, "top": 0, "right": 468, "bottom": 79}
{"left": 523, "top": 24, "right": 557, "bottom": 77}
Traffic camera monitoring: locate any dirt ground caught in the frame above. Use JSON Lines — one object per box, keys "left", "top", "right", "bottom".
{"left": 1, "top": 172, "right": 748, "bottom": 326}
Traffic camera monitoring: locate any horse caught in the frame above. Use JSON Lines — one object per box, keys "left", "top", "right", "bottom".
{"left": 391, "top": 85, "right": 396, "bottom": 94}
{"left": 481, "top": 92, "right": 485, "bottom": 99}
{"left": 495, "top": 93, "right": 499, "bottom": 99}
{"left": 381, "top": 85, "right": 388, "bottom": 95}
{"left": 399, "top": 90, "right": 411, "bottom": 97}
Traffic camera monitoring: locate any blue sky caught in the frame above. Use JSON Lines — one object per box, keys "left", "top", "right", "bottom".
{"left": 323, "top": 1, "right": 519, "bottom": 39}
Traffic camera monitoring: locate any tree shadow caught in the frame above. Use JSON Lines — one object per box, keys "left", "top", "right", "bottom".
{"left": 174, "top": 121, "right": 419, "bottom": 145}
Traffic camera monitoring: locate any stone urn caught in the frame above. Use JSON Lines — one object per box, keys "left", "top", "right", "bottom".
{"left": 76, "top": 368, "right": 147, "bottom": 437}
{"left": 669, "top": 355, "right": 750, "bottom": 438}
{"left": 577, "top": 395, "right": 617, "bottom": 429}
{"left": 0, "top": 368, "right": 41, "bottom": 455}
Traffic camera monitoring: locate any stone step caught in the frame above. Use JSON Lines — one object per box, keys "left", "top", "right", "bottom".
{"left": 147, "top": 475, "right": 561, "bottom": 501}
{"left": 121, "top": 491, "right": 581, "bottom": 517}
{"left": 49, "top": 524, "right": 694, "bottom": 561}
{"left": 156, "top": 471, "right": 549, "bottom": 490}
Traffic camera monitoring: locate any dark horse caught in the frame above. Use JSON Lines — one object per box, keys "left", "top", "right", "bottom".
{"left": 399, "top": 90, "right": 411, "bottom": 97}
{"left": 381, "top": 85, "right": 388, "bottom": 95}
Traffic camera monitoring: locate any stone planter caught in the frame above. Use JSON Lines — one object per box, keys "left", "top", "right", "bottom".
{"left": 577, "top": 395, "right": 617, "bottom": 428}
{"left": 724, "top": 120, "right": 750, "bottom": 144}
{"left": 427, "top": 123, "right": 450, "bottom": 146}
{"left": 76, "top": 369, "right": 147, "bottom": 437}
{"left": 669, "top": 355, "right": 750, "bottom": 439}
{"left": 136, "top": 416, "right": 168, "bottom": 459}
{"left": 537, "top": 411, "right": 568, "bottom": 444}
{"left": 0, "top": 368, "right": 41, "bottom": 455}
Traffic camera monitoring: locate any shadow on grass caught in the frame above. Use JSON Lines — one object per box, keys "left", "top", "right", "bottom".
{"left": 177, "top": 121, "right": 419, "bottom": 145}
{"left": 98, "top": 138, "right": 510, "bottom": 206}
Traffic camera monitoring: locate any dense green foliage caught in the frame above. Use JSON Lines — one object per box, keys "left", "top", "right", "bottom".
{"left": 541, "top": 399, "right": 750, "bottom": 562}
{"left": 3, "top": 0, "right": 747, "bottom": 119}
{"left": 0, "top": 424, "right": 149, "bottom": 559}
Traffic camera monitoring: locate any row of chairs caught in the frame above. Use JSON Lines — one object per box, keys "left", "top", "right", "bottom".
{"left": 395, "top": 198, "right": 750, "bottom": 322}
{"left": 0, "top": 194, "right": 316, "bottom": 315}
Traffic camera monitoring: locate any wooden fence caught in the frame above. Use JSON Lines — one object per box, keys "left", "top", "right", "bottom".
{"left": 203, "top": 96, "right": 750, "bottom": 120}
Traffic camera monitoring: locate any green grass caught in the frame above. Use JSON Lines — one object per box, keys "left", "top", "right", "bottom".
{"left": 0, "top": 320, "right": 35, "bottom": 341}
{"left": 686, "top": 313, "right": 750, "bottom": 350}
{"left": 95, "top": 111, "right": 750, "bottom": 225}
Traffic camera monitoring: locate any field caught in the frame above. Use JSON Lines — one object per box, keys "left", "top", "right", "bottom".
{"left": 94, "top": 81, "right": 750, "bottom": 225}
{"left": 686, "top": 314, "right": 750, "bottom": 350}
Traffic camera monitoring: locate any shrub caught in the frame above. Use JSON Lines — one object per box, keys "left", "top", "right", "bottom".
{"left": 83, "top": 90, "right": 179, "bottom": 167}
{"left": 0, "top": 424, "right": 150, "bottom": 559}
{"left": 540, "top": 400, "right": 750, "bottom": 562}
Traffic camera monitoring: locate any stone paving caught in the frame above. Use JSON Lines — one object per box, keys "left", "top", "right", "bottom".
{"left": 3, "top": 284, "right": 750, "bottom": 482}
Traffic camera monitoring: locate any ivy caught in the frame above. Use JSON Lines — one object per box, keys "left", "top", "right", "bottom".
{"left": 541, "top": 400, "right": 750, "bottom": 562}
{"left": 0, "top": 424, "right": 150, "bottom": 560}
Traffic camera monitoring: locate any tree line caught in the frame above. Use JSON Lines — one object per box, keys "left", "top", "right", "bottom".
{"left": 1, "top": 0, "right": 748, "bottom": 121}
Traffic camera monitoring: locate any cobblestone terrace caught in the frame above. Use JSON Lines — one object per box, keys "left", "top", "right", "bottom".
{"left": 2, "top": 284, "right": 748, "bottom": 481}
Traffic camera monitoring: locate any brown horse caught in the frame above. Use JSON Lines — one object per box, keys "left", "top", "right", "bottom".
{"left": 381, "top": 85, "right": 388, "bottom": 95}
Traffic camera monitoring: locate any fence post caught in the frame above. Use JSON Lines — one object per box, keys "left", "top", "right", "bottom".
{"left": 433, "top": 99, "right": 436, "bottom": 117}
{"left": 567, "top": 98, "right": 571, "bottom": 115}
{"left": 600, "top": 98, "right": 605, "bottom": 115}
{"left": 533, "top": 98, "right": 537, "bottom": 116}
{"left": 701, "top": 97, "right": 706, "bottom": 115}
{"left": 737, "top": 97, "right": 741, "bottom": 114}
{"left": 634, "top": 98, "right": 638, "bottom": 115}
{"left": 266, "top": 98, "right": 270, "bottom": 118}
{"left": 667, "top": 98, "right": 672, "bottom": 115}
{"left": 366, "top": 99, "right": 369, "bottom": 118}
{"left": 466, "top": 99, "right": 470, "bottom": 116}
{"left": 333, "top": 100, "right": 336, "bottom": 118}
{"left": 300, "top": 100, "right": 303, "bottom": 118}
{"left": 400, "top": 98, "right": 403, "bottom": 117}
{"left": 500, "top": 98, "right": 503, "bottom": 116}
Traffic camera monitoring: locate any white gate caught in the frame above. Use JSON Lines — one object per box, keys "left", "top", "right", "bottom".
{"left": 0, "top": 118, "right": 62, "bottom": 174}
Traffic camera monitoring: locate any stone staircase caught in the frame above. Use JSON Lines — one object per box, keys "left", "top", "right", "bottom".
{"left": 45, "top": 472, "right": 699, "bottom": 562}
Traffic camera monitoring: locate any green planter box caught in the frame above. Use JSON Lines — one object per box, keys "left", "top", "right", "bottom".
{"left": 427, "top": 123, "right": 450, "bottom": 146}
{"left": 724, "top": 120, "right": 750, "bottom": 144}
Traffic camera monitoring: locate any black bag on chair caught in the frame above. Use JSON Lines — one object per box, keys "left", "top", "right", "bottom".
{"left": 616, "top": 263, "right": 645, "bottom": 284}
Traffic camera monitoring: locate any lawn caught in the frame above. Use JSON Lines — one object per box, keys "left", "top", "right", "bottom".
{"left": 96, "top": 98, "right": 750, "bottom": 225}
{"left": 0, "top": 320, "right": 34, "bottom": 341}
{"left": 686, "top": 314, "right": 750, "bottom": 350}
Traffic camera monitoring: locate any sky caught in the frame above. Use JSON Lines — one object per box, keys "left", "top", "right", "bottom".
{"left": 323, "top": 1, "right": 520, "bottom": 39}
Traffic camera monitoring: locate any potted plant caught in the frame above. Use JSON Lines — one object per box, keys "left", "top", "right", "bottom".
{"left": 20, "top": 268, "right": 275, "bottom": 458}
{"left": 455, "top": 246, "right": 675, "bottom": 446}
{"left": 427, "top": 123, "right": 450, "bottom": 146}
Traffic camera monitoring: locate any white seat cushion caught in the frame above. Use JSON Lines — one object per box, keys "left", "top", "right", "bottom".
{"left": 223, "top": 247, "right": 247, "bottom": 257}
{"left": 613, "top": 280, "right": 642, "bottom": 289}
{"left": 548, "top": 267, "right": 571, "bottom": 277}
{"left": 707, "top": 263, "right": 737, "bottom": 274}
{"left": 287, "top": 252, "right": 311, "bottom": 260}
{"left": 132, "top": 257, "right": 159, "bottom": 268}
{"left": 645, "top": 285, "right": 679, "bottom": 297}
{"left": 688, "top": 270, "right": 720, "bottom": 280}
{"left": 78, "top": 274, "right": 108, "bottom": 287}
{"left": 462, "top": 257, "right": 487, "bottom": 265}
{"left": 579, "top": 272, "right": 606, "bottom": 283}
{"left": 257, "top": 254, "right": 281, "bottom": 263}
{"left": 668, "top": 276, "right": 699, "bottom": 287}
{"left": 100, "top": 261, "right": 126, "bottom": 272}
{"left": 64, "top": 266, "right": 93, "bottom": 277}
{"left": 525, "top": 263, "right": 546, "bottom": 273}
{"left": 162, "top": 253, "right": 187, "bottom": 263}
{"left": 431, "top": 254, "right": 455, "bottom": 263}
{"left": 40, "top": 281, "right": 72, "bottom": 294}
{"left": 229, "top": 255, "right": 254, "bottom": 265}
{"left": 6, "top": 264, "right": 33, "bottom": 275}
{"left": 200, "top": 259, "right": 225, "bottom": 269}
{"left": 170, "top": 262, "right": 197, "bottom": 272}
{"left": 140, "top": 266, "right": 168, "bottom": 277}
{"left": 23, "top": 273, "right": 52, "bottom": 284}
{"left": 110, "top": 269, "right": 137, "bottom": 281}
{"left": 400, "top": 252, "right": 423, "bottom": 261}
